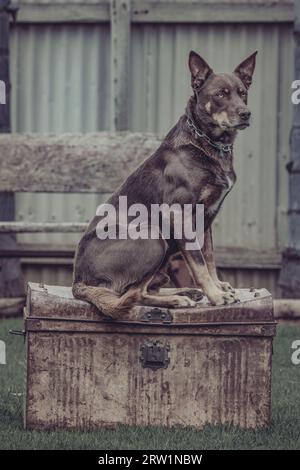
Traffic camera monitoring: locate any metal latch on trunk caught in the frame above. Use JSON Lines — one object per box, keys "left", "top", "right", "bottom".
{"left": 139, "top": 307, "right": 173, "bottom": 324}
{"left": 140, "top": 340, "right": 170, "bottom": 371}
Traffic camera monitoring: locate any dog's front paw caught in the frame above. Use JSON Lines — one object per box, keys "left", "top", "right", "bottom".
{"left": 177, "top": 288, "right": 203, "bottom": 302}
{"left": 174, "top": 296, "right": 197, "bottom": 308}
{"left": 215, "top": 280, "right": 234, "bottom": 293}
{"left": 207, "top": 289, "right": 235, "bottom": 306}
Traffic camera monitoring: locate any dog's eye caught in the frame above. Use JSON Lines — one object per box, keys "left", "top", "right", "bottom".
{"left": 216, "top": 89, "right": 229, "bottom": 98}
{"left": 240, "top": 89, "right": 247, "bottom": 98}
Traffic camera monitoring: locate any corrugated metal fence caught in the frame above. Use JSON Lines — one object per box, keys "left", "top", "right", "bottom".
{"left": 9, "top": 0, "right": 294, "bottom": 294}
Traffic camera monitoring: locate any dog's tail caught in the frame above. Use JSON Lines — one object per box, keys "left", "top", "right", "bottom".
{"left": 72, "top": 282, "right": 140, "bottom": 319}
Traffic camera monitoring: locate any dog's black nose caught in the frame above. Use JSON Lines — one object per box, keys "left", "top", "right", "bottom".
{"left": 239, "top": 110, "right": 251, "bottom": 121}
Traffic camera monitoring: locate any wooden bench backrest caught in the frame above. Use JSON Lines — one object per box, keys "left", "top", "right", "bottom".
{"left": 0, "top": 132, "right": 161, "bottom": 194}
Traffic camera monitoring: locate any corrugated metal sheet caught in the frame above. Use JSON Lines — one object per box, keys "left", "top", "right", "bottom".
{"left": 22, "top": 263, "right": 73, "bottom": 286}
{"left": 8, "top": 11, "right": 293, "bottom": 291}
{"left": 10, "top": 23, "right": 111, "bottom": 245}
{"left": 10, "top": 23, "right": 110, "bottom": 132}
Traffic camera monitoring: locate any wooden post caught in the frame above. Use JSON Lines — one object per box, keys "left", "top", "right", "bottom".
{"left": 0, "top": 1, "right": 24, "bottom": 304}
{"left": 0, "top": 1, "right": 10, "bottom": 133}
{"left": 280, "top": 0, "right": 300, "bottom": 297}
{"left": 110, "top": 0, "right": 131, "bottom": 131}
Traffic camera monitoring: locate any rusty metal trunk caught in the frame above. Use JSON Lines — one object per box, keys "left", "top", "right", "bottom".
{"left": 24, "top": 283, "right": 276, "bottom": 430}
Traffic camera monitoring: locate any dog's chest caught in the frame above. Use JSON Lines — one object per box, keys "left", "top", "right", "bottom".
{"left": 199, "top": 174, "right": 235, "bottom": 215}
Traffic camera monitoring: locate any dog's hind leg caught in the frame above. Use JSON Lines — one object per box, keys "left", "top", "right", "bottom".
{"left": 72, "top": 282, "right": 140, "bottom": 320}
{"left": 73, "top": 233, "right": 171, "bottom": 317}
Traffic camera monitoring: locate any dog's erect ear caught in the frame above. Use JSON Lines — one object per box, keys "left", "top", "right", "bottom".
{"left": 234, "top": 51, "right": 257, "bottom": 89}
{"left": 189, "top": 51, "right": 213, "bottom": 90}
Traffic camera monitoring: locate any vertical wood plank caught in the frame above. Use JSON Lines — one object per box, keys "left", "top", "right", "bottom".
{"left": 280, "top": 1, "right": 300, "bottom": 297}
{"left": 289, "top": 0, "right": 300, "bottom": 252}
{"left": 0, "top": 2, "right": 24, "bottom": 302}
{"left": 110, "top": 0, "right": 131, "bottom": 131}
{"left": 0, "top": 3, "right": 10, "bottom": 132}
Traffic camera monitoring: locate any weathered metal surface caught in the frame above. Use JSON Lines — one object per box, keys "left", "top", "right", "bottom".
{"left": 25, "top": 331, "right": 273, "bottom": 430}
{"left": 24, "top": 282, "right": 276, "bottom": 430}
{"left": 25, "top": 319, "right": 276, "bottom": 337}
{"left": 26, "top": 283, "right": 275, "bottom": 323}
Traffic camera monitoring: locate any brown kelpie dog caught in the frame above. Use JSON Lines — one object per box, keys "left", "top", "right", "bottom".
{"left": 73, "top": 50, "right": 257, "bottom": 318}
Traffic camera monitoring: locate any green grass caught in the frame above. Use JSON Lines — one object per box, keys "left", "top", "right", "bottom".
{"left": 0, "top": 319, "right": 300, "bottom": 450}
